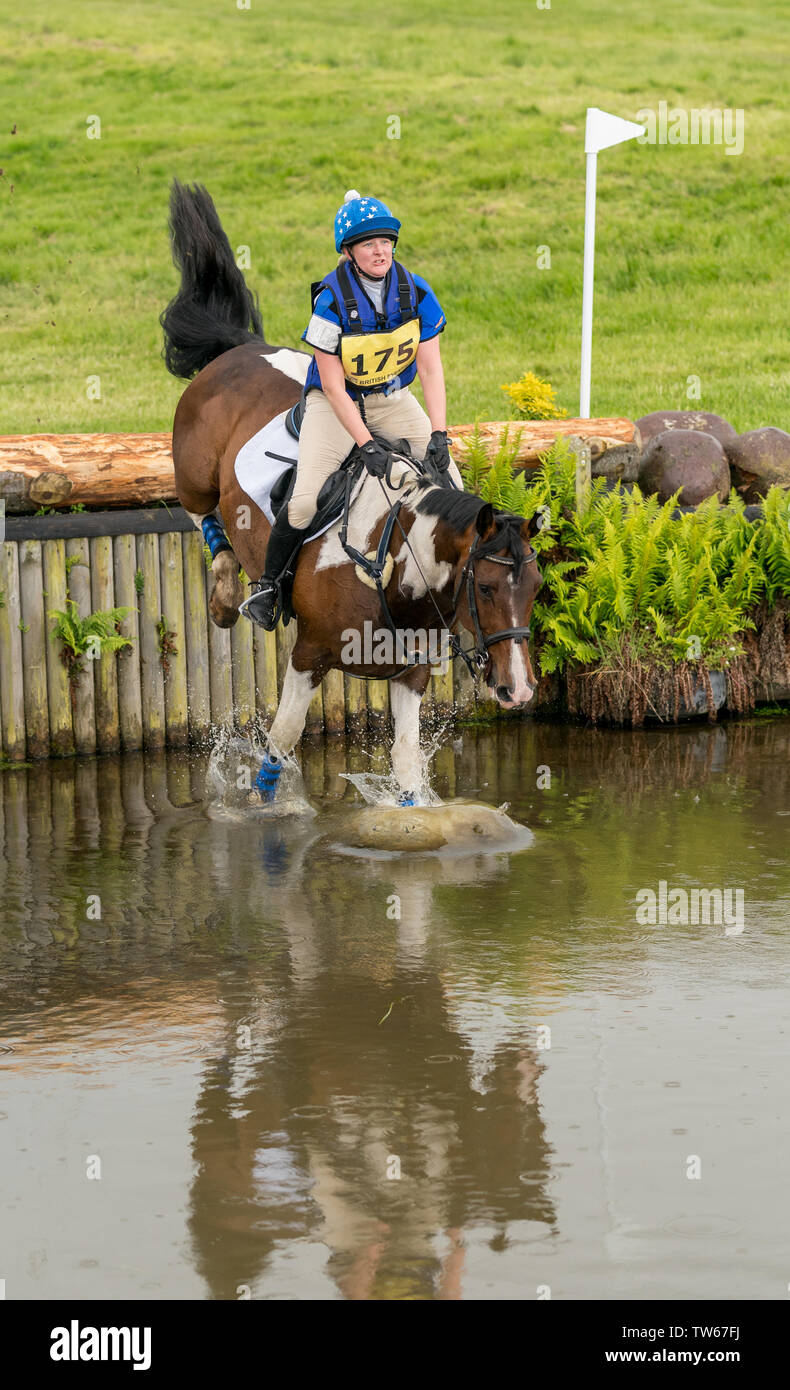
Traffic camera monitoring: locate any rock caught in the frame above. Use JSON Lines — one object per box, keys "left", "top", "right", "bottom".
{"left": 638, "top": 429, "right": 731, "bottom": 505}
{"left": 341, "top": 800, "right": 532, "bottom": 853}
{"left": 636, "top": 410, "right": 737, "bottom": 449}
{"left": 724, "top": 427, "right": 790, "bottom": 502}
{"left": 592, "top": 441, "right": 641, "bottom": 484}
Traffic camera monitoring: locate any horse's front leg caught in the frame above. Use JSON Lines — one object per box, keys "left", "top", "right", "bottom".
{"left": 389, "top": 670, "right": 432, "bottom": 806}
{"left": 254, "top": 654, "right": 322, "bottom": 801}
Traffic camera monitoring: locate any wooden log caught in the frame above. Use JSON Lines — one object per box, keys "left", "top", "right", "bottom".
{"left": 205, "top": 563, "right": 233, "bottom": 729}
{"left": 448, "top": 417, "right": 638, "bottom": 470}
{"left": 42, "top": 539, "right": 75, "bottom": 757}
{"left": 275, "top": 620, "right": 297, "bottom": 698}
{"left": 433, "top": 742, "right": 456, "bottom": 799}
{"left": 344, "top": 673, "right": 367, "bottom": 733}
{"left": 90, "top": 535, "right": 121, "bottom": 753}
{"left": 0, "top": 433, "right": 175, "bottom": 513}
{"left": 159, "top": 532, "right": 189, "bottom": 746}
{"left": 18, "top": 540, "right": 50, "bottom": 759}
{"left": 253, "top": 625, "right": 279, "bottom": 726}
{"left": 452, "top": 648, "right": 477, "bottom": 721}
{"left": 0, "top": 422, "right": 635, "bottom": 514}
{"left": 366, "top": 677, "right": 389, "bottom": 730}
{"left": 322, "top": 668, "right": 346, "bottom": 736}
{"left": 570, "top": 436, "right": 592, "bottom": 516}
{"left": 64, "top": 539, "right": 96, "bottom": 755}
{"left": 323, "top": 736, "right": 348, "bottom": 798}
{"left": 305, "top": 676, "right": 324, "bottom": 737}
{"left": 182, "top": 532, "right": 212, "bottom": 745}
{"left": 230, "top": 606, "right": 256, "bottom": 733}
{"left": 113, "top": 534, "right": 143, "bottom": 751}
{"left": 0, "top": 541, "right": 27, "bottom": 760}
{"left": 135, "top": 533, "right": 166, "bottom": 750}
{"left": 431, "top": 662, "right": 455, "bottom": 721}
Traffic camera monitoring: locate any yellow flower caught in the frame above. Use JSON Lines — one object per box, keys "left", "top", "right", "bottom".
{"left": 501, "top": 371, "right": 567, "bottom": 420}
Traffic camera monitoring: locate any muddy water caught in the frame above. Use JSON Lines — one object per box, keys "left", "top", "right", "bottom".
{"left": 1, "top": 717, "right": 789, "bottom": 1301}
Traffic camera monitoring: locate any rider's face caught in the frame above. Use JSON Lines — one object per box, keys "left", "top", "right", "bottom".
{"left": 348, "top": 237, "right": 394, "bottom": 276}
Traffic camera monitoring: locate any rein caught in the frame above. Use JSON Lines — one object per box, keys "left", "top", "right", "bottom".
{"left": 450, "top": 533, "right": 538, "bottom": 677}
{"left": 337, "top": 445, "right": 537, "bottom": 682}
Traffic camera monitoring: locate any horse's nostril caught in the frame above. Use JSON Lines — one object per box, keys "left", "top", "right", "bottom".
{"left": 496, "top": 684, "right": 514, "bottom": 702}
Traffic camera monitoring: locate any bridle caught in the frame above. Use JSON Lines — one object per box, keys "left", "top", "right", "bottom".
{"left": 450, "top": 531, "right": 538, "bottom": 678}
{"left": 337, "top": 439, "right": 539, "bottom": 681}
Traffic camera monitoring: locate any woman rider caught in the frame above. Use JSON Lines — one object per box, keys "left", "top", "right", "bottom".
{"left": 242, "top": 189, "right": 463, "bottom": 628}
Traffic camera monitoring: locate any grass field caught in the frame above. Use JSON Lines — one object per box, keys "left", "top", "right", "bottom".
{"left": 1, "top": 0, "right": 789, "bottom": 435}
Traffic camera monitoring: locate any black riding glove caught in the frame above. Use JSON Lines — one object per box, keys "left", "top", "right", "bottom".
{"left": 360, "top": 439, "right": 389, "bottom": 478}
{"left": 425, "top": 429, "right": 452, "bottom": 473}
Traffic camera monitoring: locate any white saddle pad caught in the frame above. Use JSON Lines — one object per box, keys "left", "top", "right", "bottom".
{"left": 234, "top": 409, "right": 399, "bottom": 542}
{"left": 234, "top": 409, "right": 298, "bottom": 527}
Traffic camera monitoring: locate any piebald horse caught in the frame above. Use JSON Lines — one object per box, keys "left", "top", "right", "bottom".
{"left": 161, "top": 181, "right": 542, "bottom": 802}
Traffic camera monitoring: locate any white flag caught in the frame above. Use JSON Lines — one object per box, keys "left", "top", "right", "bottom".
{"left": 585, "top": 107, "right": 646, "bottom": 155}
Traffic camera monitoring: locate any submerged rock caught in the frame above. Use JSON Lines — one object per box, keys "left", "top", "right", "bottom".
{"left": 725, "top": 427, "right": 790, "bottom": 502}
{"left": 340, "top": 800, "right": 531, "bottom": 854}
{"left": 638, "top": 429, "right": 731, "bottom": 504}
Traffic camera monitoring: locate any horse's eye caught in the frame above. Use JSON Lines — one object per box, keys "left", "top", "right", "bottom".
{"left": 478, "top": 583, "right": 493, "bottom": 599}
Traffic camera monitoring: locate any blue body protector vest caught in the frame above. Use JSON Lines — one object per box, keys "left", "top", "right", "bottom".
{"left": 304, "top": 259, "right": 420, "bottom": 398}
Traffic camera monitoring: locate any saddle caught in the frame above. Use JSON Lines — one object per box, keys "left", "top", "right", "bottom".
{"left": 272, "top": 423, "right": 418, "bottom": 625}
{"left": 258, "top": 391, "right": 450, "bottom": 625}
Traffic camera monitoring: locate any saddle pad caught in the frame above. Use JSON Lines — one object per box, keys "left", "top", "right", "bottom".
{"left": 233, "top": 409, "right": 298, "bottom": 527}
{"left": 234, "top": 409, "right": 369, "bottom": 542}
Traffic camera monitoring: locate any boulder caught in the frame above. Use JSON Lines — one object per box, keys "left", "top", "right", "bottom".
{"left": 724, "top": 427, "right": 790, "bottom": 502}
{"left": 591, "top": 441, "right": 642, "bottom": 484}
{"left": 341, "top": 801, "right": 532, "bottom": 853}
{"left": 638, "top": 429, "right": 730, "bottom": 505}
{"left": 635, "top": 410, "right": 737, "bottom": 449}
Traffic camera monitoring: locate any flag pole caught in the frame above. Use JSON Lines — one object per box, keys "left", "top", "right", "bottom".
{"left": 577, "top": 108, "right": 646, "bottom": 422}
{"left": 579, "top": 148, "right": 597, "bottom": 419}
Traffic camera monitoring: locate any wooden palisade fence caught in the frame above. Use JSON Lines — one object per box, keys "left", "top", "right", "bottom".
{"left": 0, "top": 507, "right": 483, "bottom": 764}
{"left": 0, "top": 422, "right": 640, "bottom": 763}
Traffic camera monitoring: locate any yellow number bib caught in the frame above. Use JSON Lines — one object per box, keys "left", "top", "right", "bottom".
{"left": 340, "top": 318, "right": 420, "bottom": 389}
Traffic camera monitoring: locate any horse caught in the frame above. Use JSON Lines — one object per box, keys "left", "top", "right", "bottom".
{"left": 160, "top": 180, "right": 543, "bottom": 803}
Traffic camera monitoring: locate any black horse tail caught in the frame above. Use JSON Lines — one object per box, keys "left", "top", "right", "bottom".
{"left": 159, "top": 179, "right": 265, "bottom": 378}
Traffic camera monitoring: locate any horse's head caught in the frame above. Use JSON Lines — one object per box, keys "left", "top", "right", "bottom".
{"left": 457, "top": 503, "right": 543, "bottom": 707}
{"left": 415, "top": 488, "right": 543, "bottom": 707}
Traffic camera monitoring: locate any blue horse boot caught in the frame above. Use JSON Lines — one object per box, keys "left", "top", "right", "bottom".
{"left": 254, "top": 752, "right": 283, "bottom": 803}
{"left": 398, "top": 791, "right": 417, "bottom": 807}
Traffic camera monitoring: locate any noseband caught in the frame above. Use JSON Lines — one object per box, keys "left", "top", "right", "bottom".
{"left": 452, "top": 532, "right": 539, "bottom": 676}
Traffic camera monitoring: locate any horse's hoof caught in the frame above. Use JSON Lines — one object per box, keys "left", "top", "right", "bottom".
{"left": 209, "top": 553, "right": 244, "bottom": 628}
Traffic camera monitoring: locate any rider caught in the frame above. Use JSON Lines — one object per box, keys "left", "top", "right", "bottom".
{"left": 242, "top": 189, "right": 463, "bottom": 628}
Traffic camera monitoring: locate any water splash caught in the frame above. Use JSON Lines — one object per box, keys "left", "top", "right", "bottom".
{"left": 339, "top": 726, "right": 448, "bottom": 808}
{"left": 206, "top": 730, "right": 316, "bottom": 819}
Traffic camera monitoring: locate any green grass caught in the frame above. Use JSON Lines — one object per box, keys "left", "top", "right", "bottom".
{"left": 2, "top": 0, "right": 789, "bottom": 433}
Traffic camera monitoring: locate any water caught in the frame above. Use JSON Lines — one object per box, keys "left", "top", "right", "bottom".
{"left": 1, "top": 716, "right": 789, "bottom": 1300}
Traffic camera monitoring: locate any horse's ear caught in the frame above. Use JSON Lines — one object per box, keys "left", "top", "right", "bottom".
{"left": 524, "top": 511, "right": 542, "bottom": 540}
{"left": 476, "top": 503, "right": 495, "bottom": 538}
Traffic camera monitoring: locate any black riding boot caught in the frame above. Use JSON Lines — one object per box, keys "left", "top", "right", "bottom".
{"left": 239, "top": 510, "right": 306, "bottom": 629}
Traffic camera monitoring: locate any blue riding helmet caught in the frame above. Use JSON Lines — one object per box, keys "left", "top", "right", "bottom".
{"left": 334, "top": 189, "right": 401, "bottom": 252}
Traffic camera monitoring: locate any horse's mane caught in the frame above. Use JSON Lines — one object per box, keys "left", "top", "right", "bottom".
{"left": 415, "top": 484, "right": 528, "bottom": 579}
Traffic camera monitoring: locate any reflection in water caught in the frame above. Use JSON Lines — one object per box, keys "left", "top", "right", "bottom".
{"left": 2, "top": 717, "right": 790, "bottom": 1299}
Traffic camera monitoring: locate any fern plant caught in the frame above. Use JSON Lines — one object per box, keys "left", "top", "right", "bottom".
{"left": 50, "top": 598, "right": 133, "bottom": 684}
{"left": 459, "top": 426, "right": 790, "bottom": 682}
